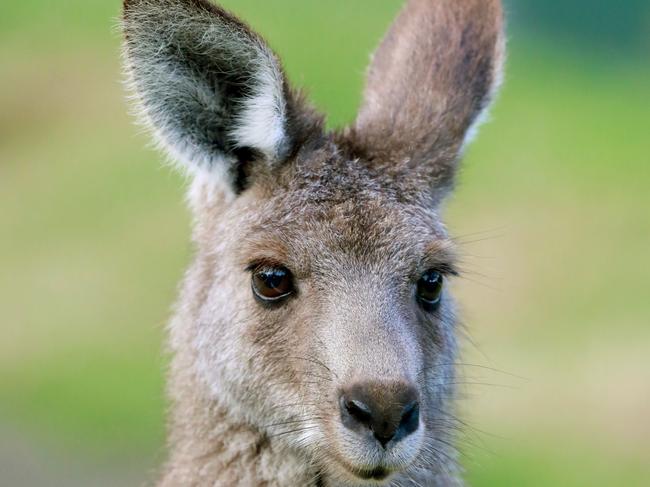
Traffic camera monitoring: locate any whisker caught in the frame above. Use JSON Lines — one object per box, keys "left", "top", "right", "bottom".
{"left": 267, "top": 401, "right": 321, "bottom": 411}
{"left": 453, "top": 227, "right": 507, "bottom": 246}
{"left": 455, "top": 273, "right": 502, "bottom": 292}
{"left": 267, "top": 425, "right": 320, "bottom": 439}
{"left": 417, "top": 362, "right": 528, "bottom": 381}
{"left": 286, "top": 355, "right": 337, "bottom": 378}
{"left": 447, "top": 381, "right": 520, "bottom": 390}
{"left": 299, "top": 371, "right": 334, "bottom": 382}
{"left": 266, "top": 380, "right": 329, "bottom": 388}
{"left": 262, "top": 417, "right": 324, "bottom": 429}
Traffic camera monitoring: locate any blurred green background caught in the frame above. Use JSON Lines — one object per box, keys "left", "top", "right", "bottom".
{"left": 1, "top": 1, "right": 649, "bottom": 485}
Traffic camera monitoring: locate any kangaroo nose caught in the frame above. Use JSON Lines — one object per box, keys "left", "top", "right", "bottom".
{"left": 339, "top": 382, "right": 420, "bottom": 448}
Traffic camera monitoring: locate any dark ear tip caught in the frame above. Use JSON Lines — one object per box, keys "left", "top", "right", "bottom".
{"left": 123, "top": 0, "right": 231, "bottom": 22}
{"left": 122, "top": 0, "right": 149, "bottom": 17}
{"left": 122, "top": 0, "right": 141, "bottom": 11}
{"left": 122, "top": 0, "right": 188, "bottom": 13}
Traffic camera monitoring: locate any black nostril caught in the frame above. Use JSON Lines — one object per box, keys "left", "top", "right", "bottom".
{"left": 344, "top": 398, "right": 373, "bottom": 425}
{"left": 339, "top": 382, "right": 420, "bottom": 448}
{"left": 395, "top": 401, "right": 420, "bottom": 442}
{"left": 374, "top": 401, "right": 420, "bottom": 447}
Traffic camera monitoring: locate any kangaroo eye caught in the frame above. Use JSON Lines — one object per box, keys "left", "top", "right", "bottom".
{"left": 416, "top": 270, "right": 444, "bottom": 311}
{"left": 251, "top": 266, "right": 294, "bottom": 303}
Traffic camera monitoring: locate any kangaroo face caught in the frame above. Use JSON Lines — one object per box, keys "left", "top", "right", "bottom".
{"left": 191, "top": 154, "right": 458, "bottom": 480}
{"left": 122, "top": 0, "right": 504, "bottom": 483}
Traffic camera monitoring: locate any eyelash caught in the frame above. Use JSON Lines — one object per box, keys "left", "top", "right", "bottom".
{"left": 415, "top": 266, "right": 458, "bottom": 281}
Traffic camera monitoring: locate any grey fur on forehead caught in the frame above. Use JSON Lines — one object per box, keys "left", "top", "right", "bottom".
{"left": 249, "top": 191, "right": 447, "bottom": 244}
{"left": 266, "top": 141, "right": 442, "bottom": 208}
{"left": 236, "top": 182, "right": 451, "bottom": 282}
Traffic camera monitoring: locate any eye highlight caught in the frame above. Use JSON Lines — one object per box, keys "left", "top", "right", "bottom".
{"left": 251, "top": 265, "right": 294, "bottom": 304}
{"left": 416, "top": 270, "right": 444, "bottom": 311}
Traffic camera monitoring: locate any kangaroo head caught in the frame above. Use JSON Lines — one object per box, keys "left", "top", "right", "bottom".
{"left": 123, "top": 0, "right": 504, "bottom": 483}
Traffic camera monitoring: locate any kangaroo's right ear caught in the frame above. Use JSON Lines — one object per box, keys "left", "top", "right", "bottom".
{"left": 122, "top": 0, "right": 320, "bottom": 193}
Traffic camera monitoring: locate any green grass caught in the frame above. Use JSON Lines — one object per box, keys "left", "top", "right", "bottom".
{"left": 467, "top": 445, "right": 650, "bottom": 487}
{"left": 1, "top": 1, "right": 649, "bottom": 485}
{"left": 1, "top": 350, "right": 165, "bottom": 455}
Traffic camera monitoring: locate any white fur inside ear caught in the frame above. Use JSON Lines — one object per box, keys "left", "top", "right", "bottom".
{"left": 461, "top": 106, "right": 492, "bottom": 152}
{"left": 230, "top": 50, "right": 288, "bottom": 161}
{"left": 122, "top": 2, "right": 291, "bottom": 189}
{"left": 460, "top": 38, "right": 506, "bottom": 154}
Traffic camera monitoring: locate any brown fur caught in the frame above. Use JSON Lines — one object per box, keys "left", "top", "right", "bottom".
{"left": 350, "top": 0, "right": 505, "bottom": 202}
{"left": 121, "top": 1, "right": 505, "bottom": 485}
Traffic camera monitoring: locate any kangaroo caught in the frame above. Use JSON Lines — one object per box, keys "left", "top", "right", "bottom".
{"left": 122, "top": 0, "right": 504, "bottom": 485}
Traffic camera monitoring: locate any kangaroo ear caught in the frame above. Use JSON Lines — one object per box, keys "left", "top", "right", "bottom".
{"left": 351, "top": 0, "right": 505, "bottom": 201}
{"left": 122, "top": 0, "right": 318, "bottom": 193}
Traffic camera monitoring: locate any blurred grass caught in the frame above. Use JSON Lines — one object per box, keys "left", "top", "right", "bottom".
{"left": 1, "top": 0, "right": 649, "bottom": 485}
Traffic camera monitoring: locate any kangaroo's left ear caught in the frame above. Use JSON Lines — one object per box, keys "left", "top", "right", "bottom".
{"left": 349, "top": 0, "right": 506, "bottom": 203}
{"left": 122, "top": 0, "right": 320, "bottom": 193}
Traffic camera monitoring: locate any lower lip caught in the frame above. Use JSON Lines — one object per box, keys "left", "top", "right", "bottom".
{"left": 330, "top": 450, "right": 395, "bottom": 482}
{"left": 358, "top": 467, "right": 390, "bottom": 481}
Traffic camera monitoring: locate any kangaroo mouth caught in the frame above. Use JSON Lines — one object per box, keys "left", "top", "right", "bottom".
{"left": 330, "top": 453, "right": 396, "bottom": 483}
{"left": 354, "top": 466, "right": 391, "bottom": 481}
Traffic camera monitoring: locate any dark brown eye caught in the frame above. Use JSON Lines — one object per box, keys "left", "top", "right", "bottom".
{"left": 251, "top": 266, "right": 294, "bottom": 303}
{"left": 416, "top": 270, "right": 444, "bottom": 311}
